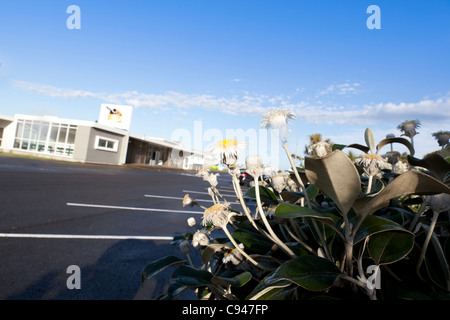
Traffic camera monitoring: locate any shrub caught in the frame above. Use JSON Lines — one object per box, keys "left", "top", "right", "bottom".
{"left": 142, "top": 113, "right": 450, "bottom": 300}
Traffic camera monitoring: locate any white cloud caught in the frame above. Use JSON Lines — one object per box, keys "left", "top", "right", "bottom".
{"left": 318, "top": 82, "right": 361, "bottom": 96}
{"left": 12, "top": 79, "right": 450, "bottom": 128}
{"left": 12, "top": 80, "right": 99, "bottom": 99}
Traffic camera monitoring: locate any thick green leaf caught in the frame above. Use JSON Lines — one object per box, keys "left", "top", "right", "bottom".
{"left": 141, "top": 255, "right": 186, "bottom": 283}
{"left": 172, "top": 265, "right": 213, "bottom": 287}
{"left": 212, "top": 272, "right": 252, "bottom": 288}
{"left": 159, "top": 283, "right": 188, "bottom": 300}
{"left": 305, "top": 150, "right": 361, "bottom": 216}
{"left": 442, "top": 146, "right": 450, "bottom": 158}
{"left": 244, "top": 186, "right": 279, "bottom": 205}
{"left": 331, "top": 143, "right": 346, "bottom": 151}
{"left": 232, "top": 229, "right": 274, "bottom": 253}
{"left": 365, "top": 128, "right": 376, "bottom": 153}
{"left": 407, "top": 154, "right": 450, "bottom": 181}
{"left": 340, "top": 143, "right": 371, "bottom": 154}
{"left": 274, "top": 203, "right": 340, "bottom": 225}
{"left": 280, "top": 185, "right": 319, "bottom": 204}
{"left": 353, "top": 170, "right": 450, "bottom": 219}
{"left": 376, "top": 137, "right": 415, "bottom": 156}
{"left": 247, "top": 279, "right": 293, "bottom": 300}
{"left": 307, "top": 184, "right": 320, "bottom": 199}
{"left": 368, "top": 231, "right": 414, "bottom": 265}
{"left": 170, "top": 233, "right": 193, "bottom": 245}
{"left": 353, "top": 215, "right": 413, "bottom": 244}
{"left": 265, "top": 255, "right": 341, "bottom": 291}
{"left": 445, "top": 237, "right": 450, "bottom": 265}
{"left": 280, "top": 191, "right": 304, "bottom": 204}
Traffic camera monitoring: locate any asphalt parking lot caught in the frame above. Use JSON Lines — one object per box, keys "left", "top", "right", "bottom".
{"left": 0, "top": 154, "right": 241, "bottom": 300}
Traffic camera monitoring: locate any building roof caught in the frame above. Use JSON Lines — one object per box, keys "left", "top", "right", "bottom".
{"left": 13, "top": 114, "right": 129, "bottom": 136}
{"left": 129, "top": 133, "right": 204, "bottom": 157}
{"left": 0, "top": 114, "right": 14, "bottom": 128}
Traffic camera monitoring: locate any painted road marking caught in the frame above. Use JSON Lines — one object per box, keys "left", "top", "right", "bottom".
{"left": 144, "top": 194, "right": 214, "bottom": 203}
{"left": 0, "top": 233, "right": 173, "bottom": 241}
{"left": 66, "top": 203, "right": 204, "bottom": 215}
{"left": 182, "top": 190, "right": 237, "bottom": 197}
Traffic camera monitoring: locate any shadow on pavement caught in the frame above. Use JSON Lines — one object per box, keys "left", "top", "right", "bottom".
{"left": 5, "top": 239, "right": 198, "bottom": 300}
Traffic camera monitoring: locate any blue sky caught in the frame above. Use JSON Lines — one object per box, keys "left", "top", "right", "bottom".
{"left": 0, "top": 1, "right": 449, "bottom": 169}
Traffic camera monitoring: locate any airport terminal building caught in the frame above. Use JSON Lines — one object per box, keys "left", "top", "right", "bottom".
{"left": 0, "top": 105, "right": 205, "bottom": 170}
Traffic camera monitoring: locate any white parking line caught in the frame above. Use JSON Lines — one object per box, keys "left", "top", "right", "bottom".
{"left": 0, "top": 233, "right": 173, "bottom": 241}
{"left": 213, "top": 187, "right": 236, "bottom": 192}
{"left": 182, "top": 190, "right": 237, "bottom": 197}
{"left": 144, "top": 194, "right": 214, "bottom": 203}
{"left": 66, "top": 202, "right": 204, "bottom": 215}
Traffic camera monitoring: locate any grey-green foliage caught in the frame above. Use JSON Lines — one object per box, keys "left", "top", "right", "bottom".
{"left": 142, "top": 126, "right": 450, "bottom": 300}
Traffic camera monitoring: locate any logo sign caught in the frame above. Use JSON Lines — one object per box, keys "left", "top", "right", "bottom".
{"left": 98, "top": 104, "right": 133, "bottom": 131}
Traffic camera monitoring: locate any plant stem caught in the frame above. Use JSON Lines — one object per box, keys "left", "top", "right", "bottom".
{"left": 282, "top": 143, "right": 311, "bottom": 209}
{"left": 283, "top": 225, "right": 314, "bottom": 254}
{"left": 366, "top": 175, "right": 373, "bottom": 194}
{"left": 345, "top": 241, "right": 354, "bottom": 277}
{"left": 231, "top": 175, "right": 276, "bottom": 242}
{"left": 408, "top": 200, "right": 428, "bottom": 232}
{"left": 283, "top": 142, "right": 333, "bottom": 260}
{"left": 186, "top": 253, "right": 194, "bottom": 267}
{"left": 344, "top": 215, "right": 355, "bottom": 276}
{"left": 221, "top": 222, "right": 272, "bottom": 271}
{"left": 254, "top": 176, "right": 296, "bottom": 258}
{"left": 416, "top": 210, "right": 440, "bottom": 281}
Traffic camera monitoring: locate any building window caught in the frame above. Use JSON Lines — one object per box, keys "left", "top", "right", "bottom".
{"left": 94, "top": 136, "right": 119, "bottom": 152}
{"left": 13, "top": 119, "right": 76, "bottom": 157}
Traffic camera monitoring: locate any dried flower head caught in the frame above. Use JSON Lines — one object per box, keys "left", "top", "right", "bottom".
{"left": 179, "top": 240, "right": 191, "bottom": 255}
{"left": 245, "top": 155, "right": 264, "bottom": 178}
{"left": 207, "top": 173, "right": 220, "bottom": 188}
{"left": 397, "top": 120, "right": 421, "bottom": 138}
{"left": 222, "top": 243, "right": 244, "bottom": 265}
{"left": 431, "top": 131, "right": 450, "bottom": 147}
{"left": 354, "top": 153, "right": 388, "bottom": 176}
{"left": 183, "top": 194, "right": 196, "bottom": 208}
{"left": 228, "top": 164, "right": 241, "bottom": 178}
{"left": 308, "top": 141, "right": 331, "bottom": 158}
{"left": 187, "top": 217, "right": 196, "bottom": 227}
{"left": 260, "top": 108, "right": 295, "bottom": 142}
{"left": 207, "top": 139, "right": 246, "bottom": 166}
{"left": 197, "top": 168, "right": 211, "bottom": 179}
{"left": 271, "top": 173, "right": 288, "bottom": 193}
{"left": 192, "top": 230, "right": 210, "bottom": 248}
{"left": 202, "top": 203, "right": 232, "bottom": 228}
{"left": 425, "top": 193, "right": 450, "bottom": 214}
{"left": 286, "top": 177, "right": 299, "bottom": 192}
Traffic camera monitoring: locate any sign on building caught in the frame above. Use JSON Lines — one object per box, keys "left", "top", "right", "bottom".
{"left": 98, "top": 104, "right": 133, "bottom": 131}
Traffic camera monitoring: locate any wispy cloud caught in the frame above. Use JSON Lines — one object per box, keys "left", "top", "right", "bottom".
{"left": 12, "top": 80, "right": 99, "bottom": 99}
{"left": 318, "top": 82, "right": 361, "bottom": 96}
{"left": 12, "top": 80, "right": 450, "bottom": 126}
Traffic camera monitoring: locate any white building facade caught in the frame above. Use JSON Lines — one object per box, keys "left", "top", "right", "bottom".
{"left": 0, "top": 112, "right": 204, "bottom": 170}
